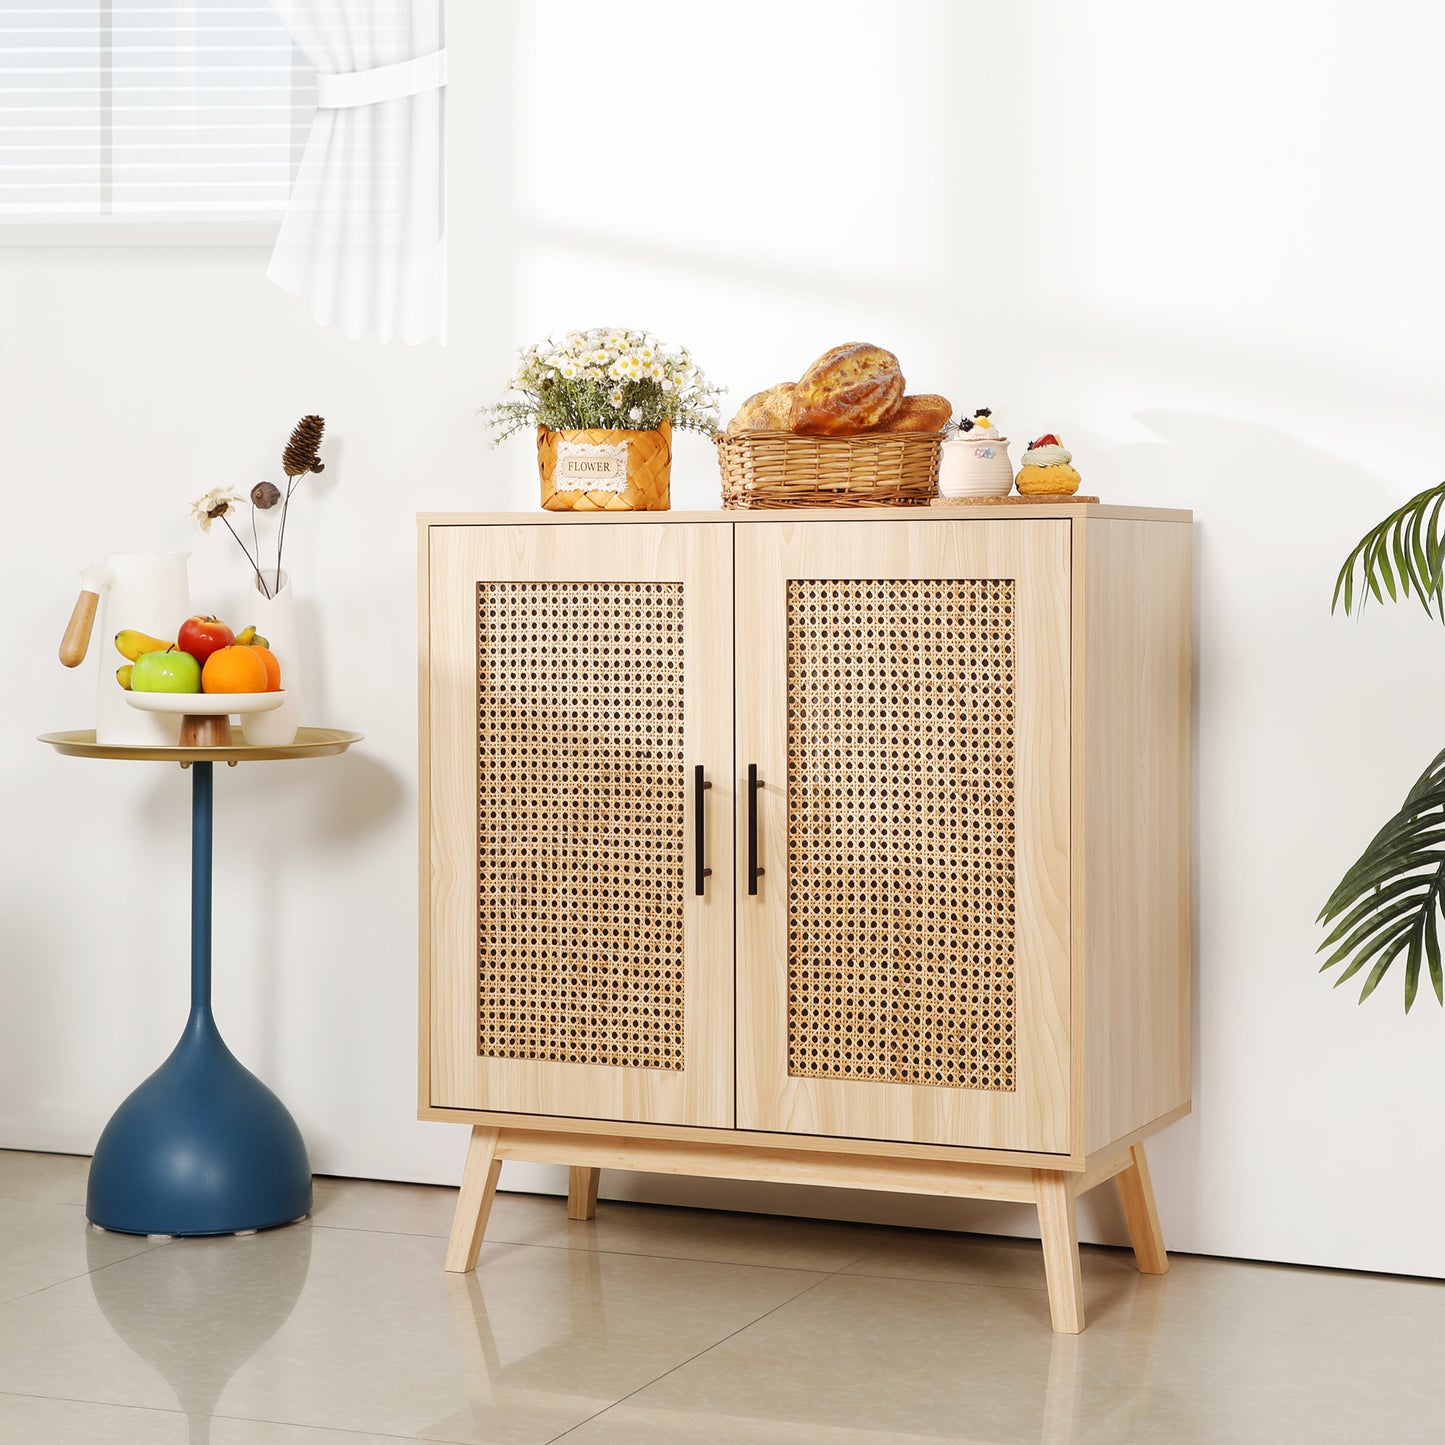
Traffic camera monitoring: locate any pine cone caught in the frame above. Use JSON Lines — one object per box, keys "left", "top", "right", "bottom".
{"left": 282, "top": 415, "right": 326, "bottom": 477}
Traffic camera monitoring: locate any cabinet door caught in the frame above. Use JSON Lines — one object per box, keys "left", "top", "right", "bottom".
{"left": 425, "top": 522, "right": 733, "bottom": 1127}
{"left": 735, "top": 520, "right": 1071, "bottom": 1152}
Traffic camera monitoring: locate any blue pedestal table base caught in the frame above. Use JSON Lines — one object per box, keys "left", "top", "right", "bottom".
{"left": 86, "top": 759, "right": 312, "bottom": 1236}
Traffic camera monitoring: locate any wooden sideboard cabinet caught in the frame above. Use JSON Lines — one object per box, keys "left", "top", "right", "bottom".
{"left": 419, "top": 505, "right": 1192, "bottom": 1332}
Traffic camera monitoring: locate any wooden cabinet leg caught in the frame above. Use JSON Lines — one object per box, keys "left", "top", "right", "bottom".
{"left": 1034, "top": 1170, "right": 1085, "bottom": 1334}
{"left": 445, "top": 1127, "right": 503, "bottom": 1273}
{"left": 567, "top": 1166, "right": 600, "bottom": 1221}
{"left": 1116, "top": 1142, "right": 1169, "bottom": 1275}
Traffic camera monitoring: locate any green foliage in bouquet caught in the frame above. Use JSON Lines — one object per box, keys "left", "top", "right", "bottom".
{"left": 481, "top": 328, "right": 723, "bottom": 443}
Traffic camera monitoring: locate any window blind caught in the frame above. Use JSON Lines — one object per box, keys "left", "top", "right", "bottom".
{"left": 0, "top": 1, "right": 314, "bottom": 236}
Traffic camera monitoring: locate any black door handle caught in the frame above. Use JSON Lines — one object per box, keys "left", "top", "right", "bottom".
{"left": 694, "top": 764, "right": 713, "bottom": 896}
{"left": 747, "top": 764, "right": 765, "bottom": 896}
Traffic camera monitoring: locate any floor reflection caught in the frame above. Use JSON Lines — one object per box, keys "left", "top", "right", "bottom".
{"left": 0, "top": 1162, "right": 1429, "bottom": 1445}
{"left": 1041, "top": 1268, "right": 1166, "bottom": 1444}
{"left": 426, "top": 1245, "right": 608, "bottom": 1439}
{"left": 425, "top": 1237, "right": 1171, "bottom": 1444}
{"left": 87, "top": 1222, "right": 312, "bottom": 1445}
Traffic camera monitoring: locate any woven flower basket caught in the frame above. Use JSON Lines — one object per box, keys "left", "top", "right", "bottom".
{"left": 716, "top": 430, "right": 941, "bottom": 509}
{"left": 537, "top": 421, "right": 671, "bottom": 512}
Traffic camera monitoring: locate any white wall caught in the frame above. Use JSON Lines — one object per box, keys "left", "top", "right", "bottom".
{"left": 4, "top": 0, "right": 1445, "bottom": 1278}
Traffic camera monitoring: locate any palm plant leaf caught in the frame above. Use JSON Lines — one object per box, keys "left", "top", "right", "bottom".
{"left": 1318, "top": 745, "right": 1445, "bottom": 1009}
{"left": 1333, "top": 480, "right": 1445, "bottom": 622}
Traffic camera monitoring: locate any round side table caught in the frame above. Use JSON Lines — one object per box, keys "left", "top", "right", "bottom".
{"left": 38, "top": 728, "right": 362, "bottom": 1237}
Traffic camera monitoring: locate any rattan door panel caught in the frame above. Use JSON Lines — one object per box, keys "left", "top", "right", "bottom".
{"left": 735, "top": 521, "right": 1071, "bottom": 1152}
{"left": 426, "top": 523, "right": 733, "bottom": 1127}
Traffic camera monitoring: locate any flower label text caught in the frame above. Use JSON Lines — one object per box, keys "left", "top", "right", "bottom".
{"left": 556, "top": 439, "right": 630, "bottom": 492}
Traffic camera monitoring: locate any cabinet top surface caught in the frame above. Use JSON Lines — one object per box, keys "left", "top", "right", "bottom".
{"left": 419, "top": 503, "right": 1192, "bottom": 527}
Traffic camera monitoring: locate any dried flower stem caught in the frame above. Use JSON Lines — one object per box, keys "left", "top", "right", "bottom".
{"left": 221, "top": 513, "right": 272, "bottom": 598}
{"left": 274, "top": 476, "right": 298, "bottom": 589}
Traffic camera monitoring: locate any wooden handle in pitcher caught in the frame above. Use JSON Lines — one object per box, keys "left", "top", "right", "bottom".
{"left": 59, "top": 589, "right": 100, "bottom": 667}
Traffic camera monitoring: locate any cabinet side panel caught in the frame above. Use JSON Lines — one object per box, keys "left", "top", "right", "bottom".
{"left": 1083, "top": 519, "right": 1193, "bottom": 1154}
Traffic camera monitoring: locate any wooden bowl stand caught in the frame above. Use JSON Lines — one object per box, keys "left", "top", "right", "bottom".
{"left": 179, "top": 713, "right": 233, "bottom": 748}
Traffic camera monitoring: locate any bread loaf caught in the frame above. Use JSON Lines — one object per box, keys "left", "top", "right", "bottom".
{"left": 726, "top": 382, "right": 796, "bottom": 435}
{"left": 871, "top": 394, "right": 952, "bottom": 434}
{"left": 788, "top": 343, "right": 905, "bottom": 436}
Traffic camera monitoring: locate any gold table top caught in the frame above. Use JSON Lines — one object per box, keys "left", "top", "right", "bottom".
{"left": 38, "top": 726, "right": 362, "bottom": 764}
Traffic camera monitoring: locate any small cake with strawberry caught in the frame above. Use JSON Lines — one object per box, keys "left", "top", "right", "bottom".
{"left": 1015, "top": 434, "right": 1081, "bottom": 496}
{"left": 938, "top": 408, "right": 1015, "bottom": 498}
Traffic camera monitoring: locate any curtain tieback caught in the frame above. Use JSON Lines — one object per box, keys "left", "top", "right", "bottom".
{"left": 315, "top": 49, "right": 447, "bottom": 109}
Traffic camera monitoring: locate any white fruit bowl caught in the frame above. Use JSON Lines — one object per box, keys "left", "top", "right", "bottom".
{"left": 125, "top": 691, "right": 285, "bottom": 715}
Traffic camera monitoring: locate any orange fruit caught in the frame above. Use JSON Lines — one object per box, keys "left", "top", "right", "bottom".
{"left": 250, "top": 644, "right": 282, "bottom": 691}
{"left": 201, "top": 644, "right": 268, "bottom": 694}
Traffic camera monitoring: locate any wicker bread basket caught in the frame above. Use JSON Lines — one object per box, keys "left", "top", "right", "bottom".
{"left": 716, "top": 430, "right": 941, "bottom": 509}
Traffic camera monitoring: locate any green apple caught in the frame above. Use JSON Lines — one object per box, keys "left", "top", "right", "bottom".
{"left": 130, "top": 647, "right": 201, "bottom": 693}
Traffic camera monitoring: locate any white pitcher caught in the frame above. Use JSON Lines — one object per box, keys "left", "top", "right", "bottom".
{"left": 59, "top": 553, "right": 192, "bottom": 745}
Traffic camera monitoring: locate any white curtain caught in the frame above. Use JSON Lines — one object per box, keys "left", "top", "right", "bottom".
{"left": 267, "top": 1, "right": 447, "bottom": 345}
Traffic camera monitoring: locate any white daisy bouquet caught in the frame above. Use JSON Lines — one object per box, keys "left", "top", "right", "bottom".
{"left": 482, "top": 327, "right": 723, "bottom": 442}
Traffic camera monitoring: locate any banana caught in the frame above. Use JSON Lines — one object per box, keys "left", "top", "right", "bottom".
{"left": 115, "top": 629, "right": 173, "bottom": 662}
{"left": 116, "top": 664, "right": 133, "bottom": 690}
{"left": 253, "top": 632, "right": 269, "bottom": 649}
{"left": 234, "top": 625, "right": 257, "bottom": 647}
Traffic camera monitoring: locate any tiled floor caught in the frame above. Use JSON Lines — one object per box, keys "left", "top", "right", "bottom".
{"left": 1, "top": 1150, "right": 1442, "bottom": 1443}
